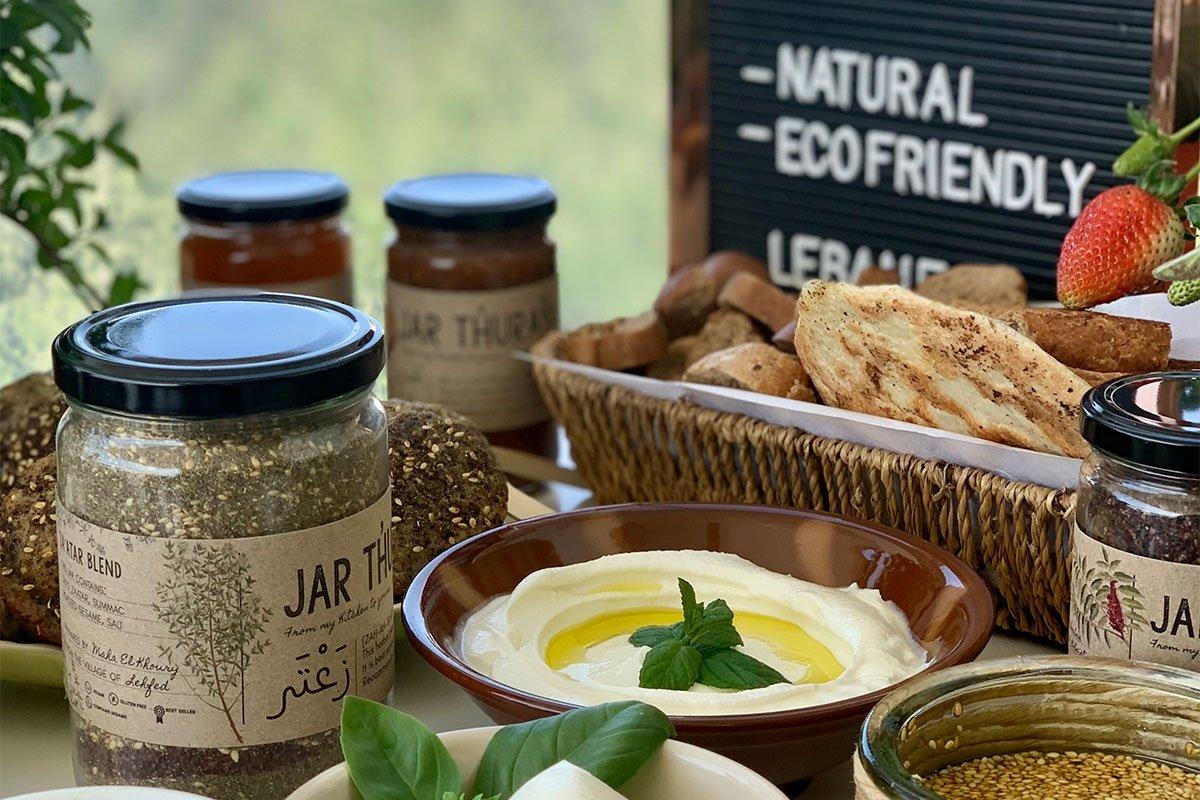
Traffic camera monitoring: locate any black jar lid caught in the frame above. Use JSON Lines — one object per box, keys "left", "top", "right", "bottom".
{"left": 53, "top": 294, "right": 384, "bottom": 418}
{"left": 1081, "top": 371, "right": 1200, "bottom": 474}
{"left": 177, "top": 170, "right": 349, "bottom": 223}
{"left": 383, "top": 172, "right": 556, "bottom": 231}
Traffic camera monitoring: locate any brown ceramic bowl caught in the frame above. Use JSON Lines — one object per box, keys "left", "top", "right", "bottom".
{"left": 402, "top": 503, "right": 993, "bottom": 792}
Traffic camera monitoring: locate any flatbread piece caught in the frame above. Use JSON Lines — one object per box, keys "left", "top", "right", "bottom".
{"left": 793, "top": 282, "right": 1091, "bottom": 457}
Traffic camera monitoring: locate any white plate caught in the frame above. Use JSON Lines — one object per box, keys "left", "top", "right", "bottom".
{"left": 8, "top": 788, "right": 212, "bottom": 799}
{"left": 288, "top": 726, "right": 788, "bottom": 800}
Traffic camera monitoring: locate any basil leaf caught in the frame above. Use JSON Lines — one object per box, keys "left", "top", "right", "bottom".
{"left": 697, "top": 648, "right": 790, "bottom": 690}
{"left": 639, "top": 638, "right": 702, "bottom": 690}
{"left": 678, "top": 578, "right": 703, "bottom": 633}
{"left": 471, "top": 701, "right": 675, "bottom": 799}
{"left": 628, "top": 623, "right": 682, "bottom": 648}
{"left": 688, "top": 599, "right": 742, "bottom": 651}
{"left": 340, "top": 695, "right": 461, "bottom": 800}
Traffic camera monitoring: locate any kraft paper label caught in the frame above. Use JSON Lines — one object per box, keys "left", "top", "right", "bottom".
{"left": 386, "top": 276, "right": 558, "bottom": 432}
{"left": 181, "top": 271, "right": 354, "bottom": 305}
{"left": 58, "top": 494, "right": 394, "bottom": 748}
{"left": 1068, "top": 524, "right": 1200, "bottom": 671}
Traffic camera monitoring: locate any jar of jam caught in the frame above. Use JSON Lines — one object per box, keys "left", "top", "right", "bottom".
{"left": 384, "top": 173, "right": 559, "bottom": 453}
{"left": 1068, "top": 371, "right": 1200, "bottom": 671}
{"left": 178, "top": 170, "right": 353, "bottom": 304}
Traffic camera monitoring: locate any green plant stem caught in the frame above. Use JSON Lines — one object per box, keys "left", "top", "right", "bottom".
{"left": 1, "top": 209, "right": 105, "bottom": 310}
{"left": 1169, "top": 116, "right": 1200, "bottom": 145}
{"left": 1182, "top": 161, "right": 1200, "bottom": 185}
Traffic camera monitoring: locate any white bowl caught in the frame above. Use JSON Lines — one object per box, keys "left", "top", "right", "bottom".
{"left": 10, "top": 790, "right": 212, "bottom": 800}
{"left": 287, "top": 726, "right": 788, "bottom": 800}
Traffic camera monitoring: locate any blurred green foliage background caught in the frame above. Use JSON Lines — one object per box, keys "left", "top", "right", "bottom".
{"left": 0, "top": 0, "right": 667, "bottom": 384}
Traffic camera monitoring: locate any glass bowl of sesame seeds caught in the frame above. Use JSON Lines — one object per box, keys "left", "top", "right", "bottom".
{"left": 854, "top": 655, "right": 1200, "bottom": 800}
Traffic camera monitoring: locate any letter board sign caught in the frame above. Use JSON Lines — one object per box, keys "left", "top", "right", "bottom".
{"left": 670, "top": 0, "right": 1189, "bottom": 299}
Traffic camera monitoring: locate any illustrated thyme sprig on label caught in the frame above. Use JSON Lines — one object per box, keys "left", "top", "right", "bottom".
{"left": 629, "top": 578, "right": 789, "bottom": 691}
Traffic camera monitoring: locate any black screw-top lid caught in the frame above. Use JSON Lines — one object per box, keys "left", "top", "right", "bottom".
{"left": 1081, "top": 371, "right": 1200, "bottom": 475}
{"left": 52, "top": 294, "right": 384, "bottom": 418}
{"left": 177, "top": 170, "right": 349, "bottom": 223}
{"left": 383, "top": 173, "right": 556, "bottom": 231}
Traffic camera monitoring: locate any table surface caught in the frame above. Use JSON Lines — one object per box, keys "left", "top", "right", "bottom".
{"left": 0, "top": 473, "right": 1063, "bottom": 799}
{"left": 0, "top": 631, "right": 1059, "bottom": 799}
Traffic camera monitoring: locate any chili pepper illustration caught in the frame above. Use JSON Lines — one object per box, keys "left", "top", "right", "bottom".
{"left": 1106, "top": 580, "right": 1126, "bottom": 637}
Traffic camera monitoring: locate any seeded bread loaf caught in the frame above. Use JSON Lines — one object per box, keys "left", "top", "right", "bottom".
{"left": 794, "top": 282, "right": 1091, "bottom": 457}
{"left": 559, "top": 311, "right": 669, "bottom": 371}
{"left": 686, "top": 308, "right": 765, "bottom": 365}
{"left": 654, "top": 251, "right": 770, "bottom": 338}
{"left": 384, "top": 400, "right": 508, "bottom": 599}
{"left": 1, "top": 373, "right": 66, "bottom": 492}
{"left": 717, "top": 272, "right": 796, "bottom": 332}
{"left": 0, "top": 454, "right": 60, "bottom": 644}
{"left": 917, "top": 264, "right": 1028, "bottom": 309}
{"left": 1001, "top": 308, "right": 1171, "bottom": 374}
{"left": 684, "top": 342, "right": 815, "bottom": 400}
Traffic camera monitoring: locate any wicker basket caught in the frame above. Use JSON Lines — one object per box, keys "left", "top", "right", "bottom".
{"left": 532, "top": 333, "right": 1075, "bottom": 644}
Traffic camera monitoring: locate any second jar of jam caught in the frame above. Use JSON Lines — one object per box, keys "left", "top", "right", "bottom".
{"left": 178, "top": 169, "right": 353, "bottom": 304}
{"left": 384, "top": 173, "right": 559, "bottom": 453}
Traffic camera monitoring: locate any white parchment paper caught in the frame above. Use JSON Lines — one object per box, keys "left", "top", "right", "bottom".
{"left": 523, "top": 298, "right": 1196, "bottom": 493}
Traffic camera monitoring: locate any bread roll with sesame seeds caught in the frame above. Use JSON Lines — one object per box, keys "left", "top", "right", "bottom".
{"left": 383, "top": 400, "right": 508, "bottom": 599}
{"left": 1, "top": 372, "right": 66, "bottom": 492}
{"left": 0, "top": 454, "right": 60, "bottom": 643}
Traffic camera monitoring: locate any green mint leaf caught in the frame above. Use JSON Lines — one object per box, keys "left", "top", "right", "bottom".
{"left": 471, "top": 701, "right": 674, "bottom": 799}
{"left": 628, "top": 623, "right": 683, "bottom": 648}
{"left": 638, "top": 638, "right": 702, "bottom": 690}
{"left": 697, "top": 648, "right": 790, "bottom": 690}
{"left": 677, "top": 578, "right": 703, "bottom": 634}
{"left": 340, "top": 695, "right": 461, "bottom": 800}
{"left": 689, "top": 599, "right": 742, "bottom": 652}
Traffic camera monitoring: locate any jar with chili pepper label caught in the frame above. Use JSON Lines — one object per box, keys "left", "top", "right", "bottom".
{"left": 1068, "top": 371, "right": 1200, "bottom": 671}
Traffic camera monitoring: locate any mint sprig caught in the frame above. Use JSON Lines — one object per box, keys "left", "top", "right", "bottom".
{"left": 630, "top": 578, "right": 789, "bottom": 691}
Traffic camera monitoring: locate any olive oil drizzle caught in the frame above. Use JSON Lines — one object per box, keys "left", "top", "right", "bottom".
{"left": 544, "top": 607, "right": 843, "bottom": 684}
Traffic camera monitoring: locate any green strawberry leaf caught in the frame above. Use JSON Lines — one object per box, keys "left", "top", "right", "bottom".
{"left": 1137, "top": 160, "right": 1189, "bottom": 205}
{"left": 1126, "top": 103, "right": 1157, "bottom": 136}
{"left": 697, "top": 648, "right": 790, "bottom": 690}
{"left": 1153, "top": 248, "right": 1200, "bottom": 282}
{"left": 639, "top": 638, "right": 703, "bottom": 690}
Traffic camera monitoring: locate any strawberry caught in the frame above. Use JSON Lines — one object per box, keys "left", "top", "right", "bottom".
{"left": 1057, "top": 183, "right": 1188, "bottom": 309}
{"left": 1168, "top": 278, "right": 1200, "bottom": 306}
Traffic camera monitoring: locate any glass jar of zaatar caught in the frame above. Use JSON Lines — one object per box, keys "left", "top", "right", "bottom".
{"left": 1068, "top": 371, "right": 1199, "bottom": 671}
{"left": 53, "top": 295, "right": 393, "bottom": 799}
